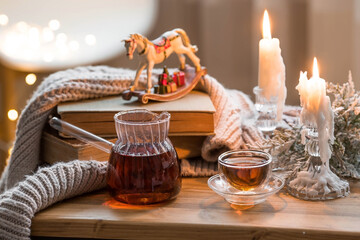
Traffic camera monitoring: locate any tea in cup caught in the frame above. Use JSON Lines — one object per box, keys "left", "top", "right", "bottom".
{"left": 218, "top": 150, "right": 272, "bottom": 191}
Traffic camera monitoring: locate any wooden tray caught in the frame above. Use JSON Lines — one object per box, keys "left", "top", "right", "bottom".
{"left": 122, "top": 65, "right": 207, "bottom": 104}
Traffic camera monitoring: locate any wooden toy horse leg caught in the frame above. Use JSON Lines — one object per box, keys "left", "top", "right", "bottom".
{"left": 146, "top": 61, "right": 155, "bottom": 93}
{"left": 187, "top": 50, "right": 201, "bottom": 72}
{"left": 178, "top": 46, "right": 201, "bottom": 72}
{"left": 130, "top": 62, "right": 147, "bottom": 92}
{"left": 177, "top": 54, "right": 186, "bottom": 71}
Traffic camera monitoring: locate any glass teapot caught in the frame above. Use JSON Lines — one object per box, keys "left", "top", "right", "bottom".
{"left": 49, "top": 109, "right": 181, "bottom": 205}
{"left": 108, "top": 110, "right": 181, "bottom": 204}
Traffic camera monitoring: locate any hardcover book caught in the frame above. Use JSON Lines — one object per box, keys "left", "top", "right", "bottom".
{"left": 57, "top": 91, "right": 215, "bottom": 137}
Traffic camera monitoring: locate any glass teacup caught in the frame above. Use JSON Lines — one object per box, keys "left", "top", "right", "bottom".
{"left": 218, "top": 150, "right": 272, "bottom": 191}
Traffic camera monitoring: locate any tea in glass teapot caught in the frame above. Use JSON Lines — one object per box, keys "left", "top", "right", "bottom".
{"left": 49, "top": 109, "right": 182, "bottom": 205}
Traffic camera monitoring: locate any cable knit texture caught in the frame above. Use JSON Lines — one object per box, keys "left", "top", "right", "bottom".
{"left": 0, "top": 65, "right": 262, "bottom": 239}
{"left": 0, "top": 160, "right": 107, "bottom": 239}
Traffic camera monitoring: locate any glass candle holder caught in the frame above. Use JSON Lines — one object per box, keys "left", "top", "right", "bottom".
{"left": 287, "top": 125, "right": 350, "bottom": 200}
{"left": 253, "top": 86, "right": 278, "bottom": 133}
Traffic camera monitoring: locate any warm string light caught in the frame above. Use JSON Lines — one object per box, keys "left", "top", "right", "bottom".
{"left": 0, "top": 18, "right": 97, "bottom": 63}
{"left": 7, "top": 109, "right": 18, "bottom": 121}
{"left": 0, "top": 14, "right": 9, "bottom": 26}
{"left": 25, "top": 73, "right": 37, "bottom": 85}
{"left": 48, "top": 19, "right": 60, "bottom": 31}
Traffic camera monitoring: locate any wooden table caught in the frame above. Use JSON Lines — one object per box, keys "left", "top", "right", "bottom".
{"left": 31, "top": 178, "right": 360, "bottom": 240}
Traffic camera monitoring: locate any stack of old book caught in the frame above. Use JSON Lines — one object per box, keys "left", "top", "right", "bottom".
{"left": 41, "top": 90, "right": 215, "bottom": 164}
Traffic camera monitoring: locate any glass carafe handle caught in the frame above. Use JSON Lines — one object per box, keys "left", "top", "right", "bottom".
{"left": 49, "top": 117, "right": 114, "bottom": 154}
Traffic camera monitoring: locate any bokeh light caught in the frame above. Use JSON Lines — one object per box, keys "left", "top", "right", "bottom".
{"left": 7, "top": 109, "right": 18, "bottom": 121}
{"left": 0, "top": 14, "right": 9, "bottom": 26}
{"left": 25, "top": 73, "right": 37, "bottom": 85}
{"left": 48, "top": 19, "right": 60, "bottom": 31}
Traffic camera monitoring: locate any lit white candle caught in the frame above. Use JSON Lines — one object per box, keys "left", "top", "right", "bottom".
{"left": 258, "top": 10, "right": 286, "bottom": 121}
{"left": 289, "top": 58, "right": 349, "bottom": 199}
{"left": 296, "top": 57, "right": 334, "bottom": 163}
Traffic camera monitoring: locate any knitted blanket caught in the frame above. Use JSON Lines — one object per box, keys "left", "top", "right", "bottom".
{"left": 0, "top": 66, "right": 262, "bottom": 239}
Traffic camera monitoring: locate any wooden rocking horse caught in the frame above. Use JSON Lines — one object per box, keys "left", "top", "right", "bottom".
{"left": 123, "top": 28, "right": 201, "bottom": 93}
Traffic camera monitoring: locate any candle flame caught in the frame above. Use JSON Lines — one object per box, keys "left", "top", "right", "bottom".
{"left": 263, "top": 10, "right": 272, "bottom": 39}
{"left": 313, "top": 57, "right": 319, "bottom": 78}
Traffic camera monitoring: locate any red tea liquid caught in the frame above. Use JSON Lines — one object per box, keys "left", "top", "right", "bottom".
{"left": 107, "top": 144, "right": 181, "bottom": 205}
{"left": 220, "top": 157, "right": 270, "bottom": 191}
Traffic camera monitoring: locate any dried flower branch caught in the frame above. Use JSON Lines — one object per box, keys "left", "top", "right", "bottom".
{"left": 328, "top": 72, "right": 360, "bottom": 179}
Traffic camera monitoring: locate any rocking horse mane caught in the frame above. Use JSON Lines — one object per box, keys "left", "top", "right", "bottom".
{"left": 130, "top": 33, "right": 152, "bottom": 45}
{"left": 130, "top": 33, "right": 143, "bottom": 40}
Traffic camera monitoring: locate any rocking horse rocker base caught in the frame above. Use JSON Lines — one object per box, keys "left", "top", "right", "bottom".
{"left": 122, "top": 65, "right": 207, "bottom": 104}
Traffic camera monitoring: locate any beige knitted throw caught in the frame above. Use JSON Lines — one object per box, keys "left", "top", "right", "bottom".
{"left": 0, "top": 66, "right": 262, "bottom": 239}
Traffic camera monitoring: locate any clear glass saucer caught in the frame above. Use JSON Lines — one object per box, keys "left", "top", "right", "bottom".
{"left": 208, "top": 174, "right": 285, "bottom": 206}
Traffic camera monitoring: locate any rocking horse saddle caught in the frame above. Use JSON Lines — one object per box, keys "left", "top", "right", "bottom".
{"left": 152, "top": 36, "right": 169, "bottom": 47}
{"left": 152, "top": 35, "right": 180, "bottom": 54}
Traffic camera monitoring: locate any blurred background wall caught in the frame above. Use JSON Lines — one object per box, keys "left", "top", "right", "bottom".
{"left": 0, "top": 0, "right": 359, "bottom": 172}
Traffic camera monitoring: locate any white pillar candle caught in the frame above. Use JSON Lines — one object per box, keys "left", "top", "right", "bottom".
{"left": 296, "top": 57, "right": 334, "bottom": 163}
{"left": 258, "top": 10, "right": 287, "bottom": 121}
